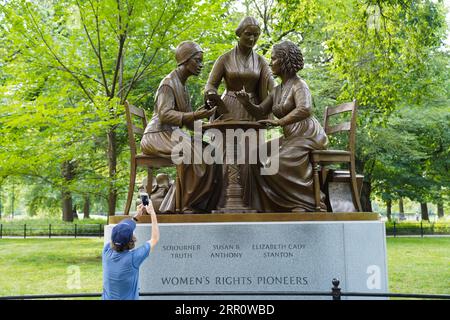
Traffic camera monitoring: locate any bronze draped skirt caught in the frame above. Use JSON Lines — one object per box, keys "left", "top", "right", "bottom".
{"left": 249, "top": 117, "right": 328, "bottom": 212}
{"left": 140, "top": 129, "right": 222, "bottom": 213}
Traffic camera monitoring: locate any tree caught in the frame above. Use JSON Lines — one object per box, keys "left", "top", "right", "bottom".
{"left": 255, "top": 0, "right": 449, "bottom": 212}
{"left": 0, "top": 0, "right": 234, "bottom": 219}
{"left": 398, "top": 198, "right": 404, "bottom": 214}
{"left": 327, "top": 1, "right": 448, "bottom": 211}
{"left": 83, "top": 195, "right": 90, "bottom": 219}
{"left": 370, "top": 104, "right": 449, "bottom": 220}
{"left": 437, "top": 201, "right": 444, "bottom": 218}
{"left": 420, "top": 202, "right": 429, "bottom": 221}
{"left": 1, "top": 0, "right": 448, "bottom": 218}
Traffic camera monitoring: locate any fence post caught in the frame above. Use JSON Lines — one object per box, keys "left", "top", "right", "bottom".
{"left": 420, "top": 221, "right": 423, "bottom": 237}
{"left": 74, "top": 224, "right": 77, "bottom": 239}
{"left": 0, "top": 224, "right": 2, "bottom": 239}
{"left": 99, "top": 224, "right": 102, "bottom": 237}
{"left": 24, "top": 224, "right": 26, "bottom": 239}
{"left": 393, "top": 221, "right": 396, "bottom": 238}
{"left": 49, "top": 224, "right": 51, "bottom": 239}
{"left": 332, "top": 278, "right": 341, "bottom": 300}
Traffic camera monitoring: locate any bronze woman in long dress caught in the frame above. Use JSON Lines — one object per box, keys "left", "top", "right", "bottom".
{"left": 205, "top": 17, "right": 274, "bottom": 121}
{"left": 204, "top": 17, "right": 274, "bottom": 208}
{"left": 236, "top": 41, "right": 328, "bottom": 212}
{"left": 141, "top": 41, "right": 221, "bottom": 213}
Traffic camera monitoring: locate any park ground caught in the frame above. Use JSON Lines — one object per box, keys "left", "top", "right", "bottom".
{"left": 0, "top": 237, "right": 449, "bottom": 298}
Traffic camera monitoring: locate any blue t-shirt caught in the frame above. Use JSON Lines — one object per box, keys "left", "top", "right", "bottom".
{"left": 102, "top": 242, "right": 151, "bottom": 300}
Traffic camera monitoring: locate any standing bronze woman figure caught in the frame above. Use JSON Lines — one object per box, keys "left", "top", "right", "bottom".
{"left": 205, "top": 17, "right": 274, "bottom": 208}
{"left": 141, "top": 41, "right": 221, "bottom": 213}
{"left": 205, "top": 16, "right": 274, "bottom": 120}
{"left": 236, "top": 41, "right": 328, "bottom": 212}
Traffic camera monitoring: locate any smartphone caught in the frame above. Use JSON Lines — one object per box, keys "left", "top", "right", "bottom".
{"left": 139, "top": 192, "right": 150, "bottom": 206}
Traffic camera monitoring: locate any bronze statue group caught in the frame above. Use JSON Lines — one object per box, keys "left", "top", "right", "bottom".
{"left": 140, "top": 17, "right": 329, "bottom": 214}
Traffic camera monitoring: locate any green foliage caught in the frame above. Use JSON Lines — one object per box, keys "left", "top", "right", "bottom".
{"left": 0, "top": 0, "right": 449, "bottom": 217}
{"left": 371, "top": 103, "right": 450, "bottom": 203}
{"left": 326, "top": 0, "right": 447, "bottom": 115}
{"left": 0, "top": 0, "right": 235, "bottom": 218}
{"left": 322, "top": 1, "right": 449, "bottom": 207}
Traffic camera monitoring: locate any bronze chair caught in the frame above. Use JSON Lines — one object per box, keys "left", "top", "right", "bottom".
{"left": 124, "top": 101, "right": 180, "bottom": 215}
{"left": 311, "top": 99, "right": 362, "bottom": 212}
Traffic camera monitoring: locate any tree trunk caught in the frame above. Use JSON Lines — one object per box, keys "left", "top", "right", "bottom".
{"left": 107, "top": 129, "right": 117, "bottom": 217}
{"left": 11, "top": 180, "right": 15, "bottom": 219}
{"left": 61, "top": 160, "right": 75, "bottom": 222}
{"left": 0, "top": 186, "right": 2, "bottom": 220}
{"left": 106, "top": 48, "right": 124, "bottom": 218}
{"left": 437, "top": 201, "right": 444, "bottom": 219}
{"left": 420, "top": 202, "right": 429, "bottom": 221}
{"left": 62, "top": 190, "right": 73, "bottom": 222}
{"left": 72, "top": 205, "right": 78, "bottom": 220}
{"left": 360, "top": 180, "right": 373, "bottom": 212}
{"left": 386, "top": 199, "right": 392, "bottom": 221}
{"left": 83, "top": 195, "right": 90, "bottom": 219}
{"left": 398, "top": 198, "right": 404, "bottom": 214}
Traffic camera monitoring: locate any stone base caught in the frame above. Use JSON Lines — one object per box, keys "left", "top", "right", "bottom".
{"left": 104, "top": 216, "right": 388, "bottom": 300}
{"left": 108, "top": 212, "right": 379, "bottom": 224}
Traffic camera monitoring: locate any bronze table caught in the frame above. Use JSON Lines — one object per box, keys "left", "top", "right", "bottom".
{"left": 202, "top": 120, "right": 263, "bottom": 213}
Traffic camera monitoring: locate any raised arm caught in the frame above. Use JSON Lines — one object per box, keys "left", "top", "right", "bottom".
{"left": 157, "top": 85, "right": 215, "bottom": 130}
{"left": 145, "top": 202, "right": 159, "bottom": 252}
{"left": 258, "top": 55, "right": 275, "bottom": 101}
{"left": 235, "top": 90, "right": 274, "bottom": 118}
{"left": 133, "top": 203, "right": 160, "bottom": 252}
{"left": 204, "top": 55, "right": 225, "bottom": 96}
{"left": 157, "top": 85, "right": 184, "bottom": 127}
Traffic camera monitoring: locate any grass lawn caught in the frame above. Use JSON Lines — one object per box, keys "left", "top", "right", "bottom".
{"left": 0, "top": 237, "right": 448, "bottom": 298}
{"left": 386, "top": 237, "right": 450, "bottom": 295}
{"left": 0, "top": 238, "right": 104, "bottom": 297}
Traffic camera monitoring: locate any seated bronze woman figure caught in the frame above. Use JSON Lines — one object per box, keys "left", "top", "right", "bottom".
{"left": 236, "top": 41, "right": 328, "bottom": 212}
{"left": 140, "top": 41, "right": 221, "bottom": 213}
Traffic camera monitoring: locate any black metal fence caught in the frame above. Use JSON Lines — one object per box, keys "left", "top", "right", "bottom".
{"left": 1, "top": 279, "right": 449, "bottom": 300}
{"left": 386, "top": 221, "right": 450, "bottom": 237}
{"left": 1, "top": 221, "right": 449, "bottom": 239}
{"left": 0, "top": 223, "right": 104, "bottom": 238}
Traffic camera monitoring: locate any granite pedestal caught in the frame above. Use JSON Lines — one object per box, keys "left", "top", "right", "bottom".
{"left": 105, "top": 213, "right": 388, "bottom": 300}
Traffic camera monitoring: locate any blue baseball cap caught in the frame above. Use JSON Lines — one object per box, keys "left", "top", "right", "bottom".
{"left": 111, "top": 219, "right": 136, "bottom": 247}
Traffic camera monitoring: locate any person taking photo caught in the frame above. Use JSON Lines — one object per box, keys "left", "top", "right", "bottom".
{"left": 102, "top": 202, "right": 159, "bottom": 300}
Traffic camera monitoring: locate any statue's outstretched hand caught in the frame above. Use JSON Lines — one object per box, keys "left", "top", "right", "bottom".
{"left": 235, "top": 90, "right": 250, "bottom": 105}
{"left": 195, "top": 106, "right": 217, "bottom": 119}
